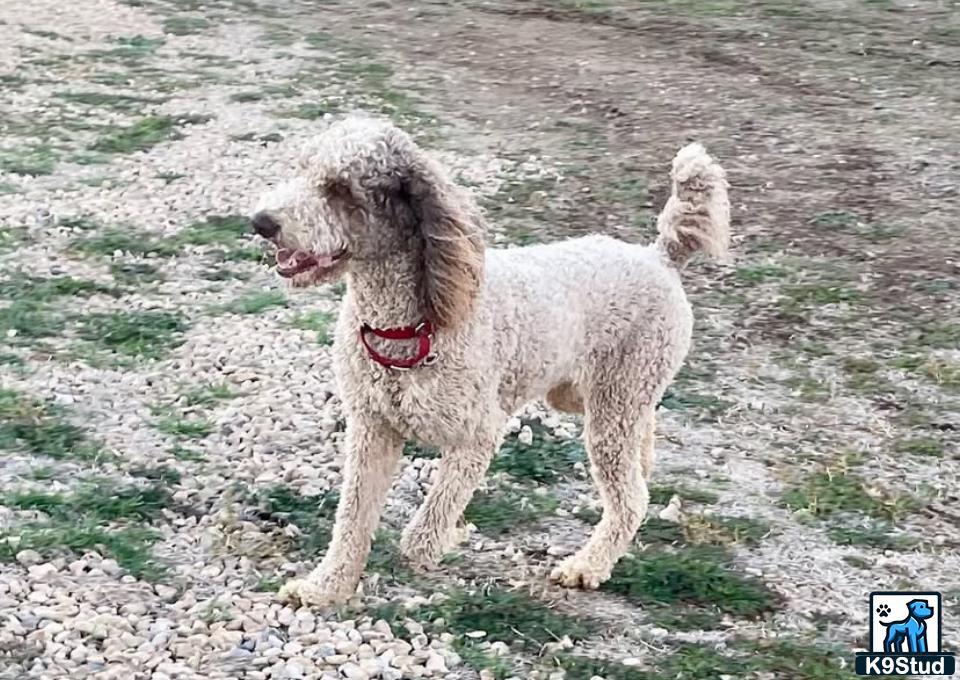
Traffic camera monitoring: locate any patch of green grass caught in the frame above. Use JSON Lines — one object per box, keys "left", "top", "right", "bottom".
{"left": 230, "top": 131, "right": 285, "bottom": 144}
{"left": 649, "top": 483, "right": 719, "bottom": 505}
{"left": 658, "top": 389, "right": 731, "bottom": 418}
{"left": 255, "top": 575, "right": 282, "bottom": 592}
{"left": 0, "top": 522, "right": 164, "bottom": 580}
{"left": 221, "top": 290, "right": 287, "bottom": 315}
{"left": 0, "top": 300, "right": 65, "bottom": 340}
{"left": 809, "top": 210, "right": 903, "bottom": 243}
{"left": 0, "top": 389, "right": 105, "bottom": 461}
{"left": 895, "top": 437, "right": 943, "bottom": 458}
{"left": 156, "top": 171, "right": 186, "bottom": 183}
{"left": 843, "top": 555, "right": 873, "bottom": 569}
{"left": 180, "top": 382, "right": 237, "bottom": 408}
{"left": 3, "top": 480, "right": 173, "bottom": 523}
{"left": 465, "top": 486, "right": 558, "bottom": 535}
{"left": 129, "top": 464, "right": 183, "bottom": 485}
{"left": 272, "top": 102, "right": 338, "bottom": 119}
{"left": 827, "top": 522, "right": 918, "bottom": 551}
{"left": 0, "top": 145, "right": 57, "bottom": 176}
{"left": 913, "top": 321, "right": 960, "bottom": 349}
{"left": 810, "top": 211, "right": 858, "bottom": 229}
{"left": 230, "top": 84, "right": 299, "bottom": 102}
{"left": 0, "top": 476, "right": 173, "bottom": 579}
{"left": 0, "top": 352, "right": 26, "bottom": 369}
{"left": 73, "top": 227, "right": 181, "bottom": 258}
{"left": 547, "top": 653, "right": 651, "bottom": 680}
{"left": 162, "top": 16, "right": 210, "bottom": 35}
{"left": 422, "top": 587, "right": 593, "bottom": 648}
{"left": 154, "top": 416, "right": 213, "bottom": 439}
{"left": 175, "top": 214, "right": 250, "bottom": 247}
{"left": 366, "top": 529, "right": 415, "bottom": 580}
{"left": 0, "top": 275, "right": 116, "bottom": 302}
{"left": 403, "top": 441, "right": 441, "bottom": 459}
{"left": 57, "top": 91, "right": 167, "bottom": 112}
{"left": 303, "top": 31, "right": 334, "bottom": 48}
{"left": 734, "top": 263, "right": 788, "bottom": 284}
{"left": 782, "top": 468, "right": 920, "bottom": 523}
{"left": 221, "top": 244, "right": 267, "bottom": 263}
{"left": 254, "top": 485, "right": 340, "bottom": 556}
{"left": 603, "top": 545, "right": 779, "bottom": 619}
{"left": 843, "top": 356, "right": 888, "bottom": 393}
{"left": 683, "top": 515, "right": 771, "bottom": 547}
{"left": 57, "top": 215, "right": 102, "bottom": 231}
{"left": 923, "top": 357, "right": 960, "bottom": 391}
{"left": 91, "top": 35, "right": 164, "bottom": 60}
{"left": 169, "top": 445, "right": 205, "bottom": 462}
{"left": 0, "top": 181, "right": 20, "bottom": 194}
{"left": 455, "top": 639, "right": 512, "bottom": 679}
{"left": 90, "top": 114, "right": 210, "bottom": 154}
{"left": 491, "top": 422, "right": 585, "bottom": 483}
{"left": 75, "top": 310, "right": 188, "bottom": 360}
{"left": 110, "top": 262, "right": 165, "bottom": 285}
{"left": 0, "top": 276, "right": 114, "bottom": 343}
{"left": 781, "top": 283, "right": 861, "bottom": 307}
{"left": 291, "top": 311, "right": 336, "bottom": 344}
{"left": 639, "top": 516, "right": 687, "bottom": 544}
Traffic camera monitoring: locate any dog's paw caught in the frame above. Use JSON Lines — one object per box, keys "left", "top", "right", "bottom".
{"left": 549, "top": 554, "right": 612, "bottom": 590}
{"left": 277, "top": 578, "right": 351, "bottom": 609}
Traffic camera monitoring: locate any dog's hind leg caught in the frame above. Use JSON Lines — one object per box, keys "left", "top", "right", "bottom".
{"left": 884, "top": 627, "right": 903, "bottom": 654}
{"left": 400, "top": 429, "right": 503, "bottom": 569}
{"left": 550, "top": 384, "right": 654, "bottom": 589}
{"left": 279, "top": 416, "right": 403, "bottom": 608}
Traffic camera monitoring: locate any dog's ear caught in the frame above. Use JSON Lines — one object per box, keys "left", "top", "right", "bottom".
{"left": 405, "top": 162, "right": 485, "bottom": 329}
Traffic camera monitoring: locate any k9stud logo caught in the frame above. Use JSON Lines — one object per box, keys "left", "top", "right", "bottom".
{"left": 855, "top": 592, "right": 956, "bottom": 676}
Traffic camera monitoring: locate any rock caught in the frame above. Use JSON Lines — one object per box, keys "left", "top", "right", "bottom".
{"left": 284, "top": 660, "right": 305, "bottom": 678}
{"left": 15, "top": 550, "right": 43, "bottom": 566}
{"left": 155, "top": 585, "right": 178, "bottom": 603}
{"left": 27, "top": 563, "right": 58, "bottom": 580}
{"left": 518, "top": 426, "right": 534, "bottom": 445}
{"left": 424, "top": 651, "right": 447, "bottom": 673}
{"left": 339, "top": 661, "right": 369, "bottom": 679}
{"left": 657, "top": 495, "right": 682, "bottom": 522}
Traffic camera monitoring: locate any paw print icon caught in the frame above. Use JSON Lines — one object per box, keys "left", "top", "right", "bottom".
{"left": 876, "top": 603, "right": 891, "bottom": 617}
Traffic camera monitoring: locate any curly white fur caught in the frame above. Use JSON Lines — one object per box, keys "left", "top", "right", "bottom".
{"left": 253, "top": 115, "right": 730, "bottom": 607}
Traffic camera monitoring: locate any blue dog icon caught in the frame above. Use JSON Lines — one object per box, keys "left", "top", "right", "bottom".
{"left": 883, "top": 599, "right": 934, "bottom": 653}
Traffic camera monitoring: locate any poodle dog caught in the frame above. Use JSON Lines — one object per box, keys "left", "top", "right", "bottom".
{"left": 251, "top": 115, "right": 730, "bottom": 607}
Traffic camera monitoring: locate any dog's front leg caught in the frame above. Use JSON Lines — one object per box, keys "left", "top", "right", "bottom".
{"left": 400, "top": 431, "right": 501, "bottom": 569}
{"left": 279, "top": 417, "right": 402, "bottom": 608}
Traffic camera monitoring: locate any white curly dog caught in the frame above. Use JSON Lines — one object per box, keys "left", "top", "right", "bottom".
{"left": 251, "top": 115, "right": 730, "bottom": 607}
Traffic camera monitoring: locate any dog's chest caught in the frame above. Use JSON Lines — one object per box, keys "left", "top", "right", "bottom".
{"left": 337, "top": 350, "right": 485, "bottom": 445}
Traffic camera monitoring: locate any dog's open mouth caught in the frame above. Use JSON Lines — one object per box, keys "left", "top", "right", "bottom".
{"left": 275, "top": 248, "right": 347, "bottom": 278}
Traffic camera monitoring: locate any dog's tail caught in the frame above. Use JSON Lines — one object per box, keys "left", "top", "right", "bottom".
{"left": 655, "top": 143, "right": 730, "bottom": 268}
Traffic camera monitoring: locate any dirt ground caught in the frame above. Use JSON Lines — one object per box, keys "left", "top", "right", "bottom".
{"left": 1, "top": 0, "right": 959, "bottom": 678}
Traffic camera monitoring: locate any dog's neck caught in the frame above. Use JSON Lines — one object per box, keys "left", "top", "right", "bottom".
{"left": 345, "top": 251, "right": 425, "bottom": 328}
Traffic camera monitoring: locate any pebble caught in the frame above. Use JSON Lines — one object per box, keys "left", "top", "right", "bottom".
{"left": 15, "top": 550, "right": 43, "bottom": 566}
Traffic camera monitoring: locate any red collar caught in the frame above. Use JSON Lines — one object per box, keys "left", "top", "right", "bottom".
{"left": 359, "top": 319, "right": 437, "bottom": 370}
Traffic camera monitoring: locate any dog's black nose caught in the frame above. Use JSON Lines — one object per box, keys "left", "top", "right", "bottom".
{"left": 251, "top": 212, "right": 280, "bottom": 239}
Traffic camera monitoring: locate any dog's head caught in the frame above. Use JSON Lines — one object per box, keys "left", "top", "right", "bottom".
{"left": 251, "top": 115, "right": 484, "bottom": 328}
{"left": 907, "top": 600, "right": 934, "bottom": 620}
